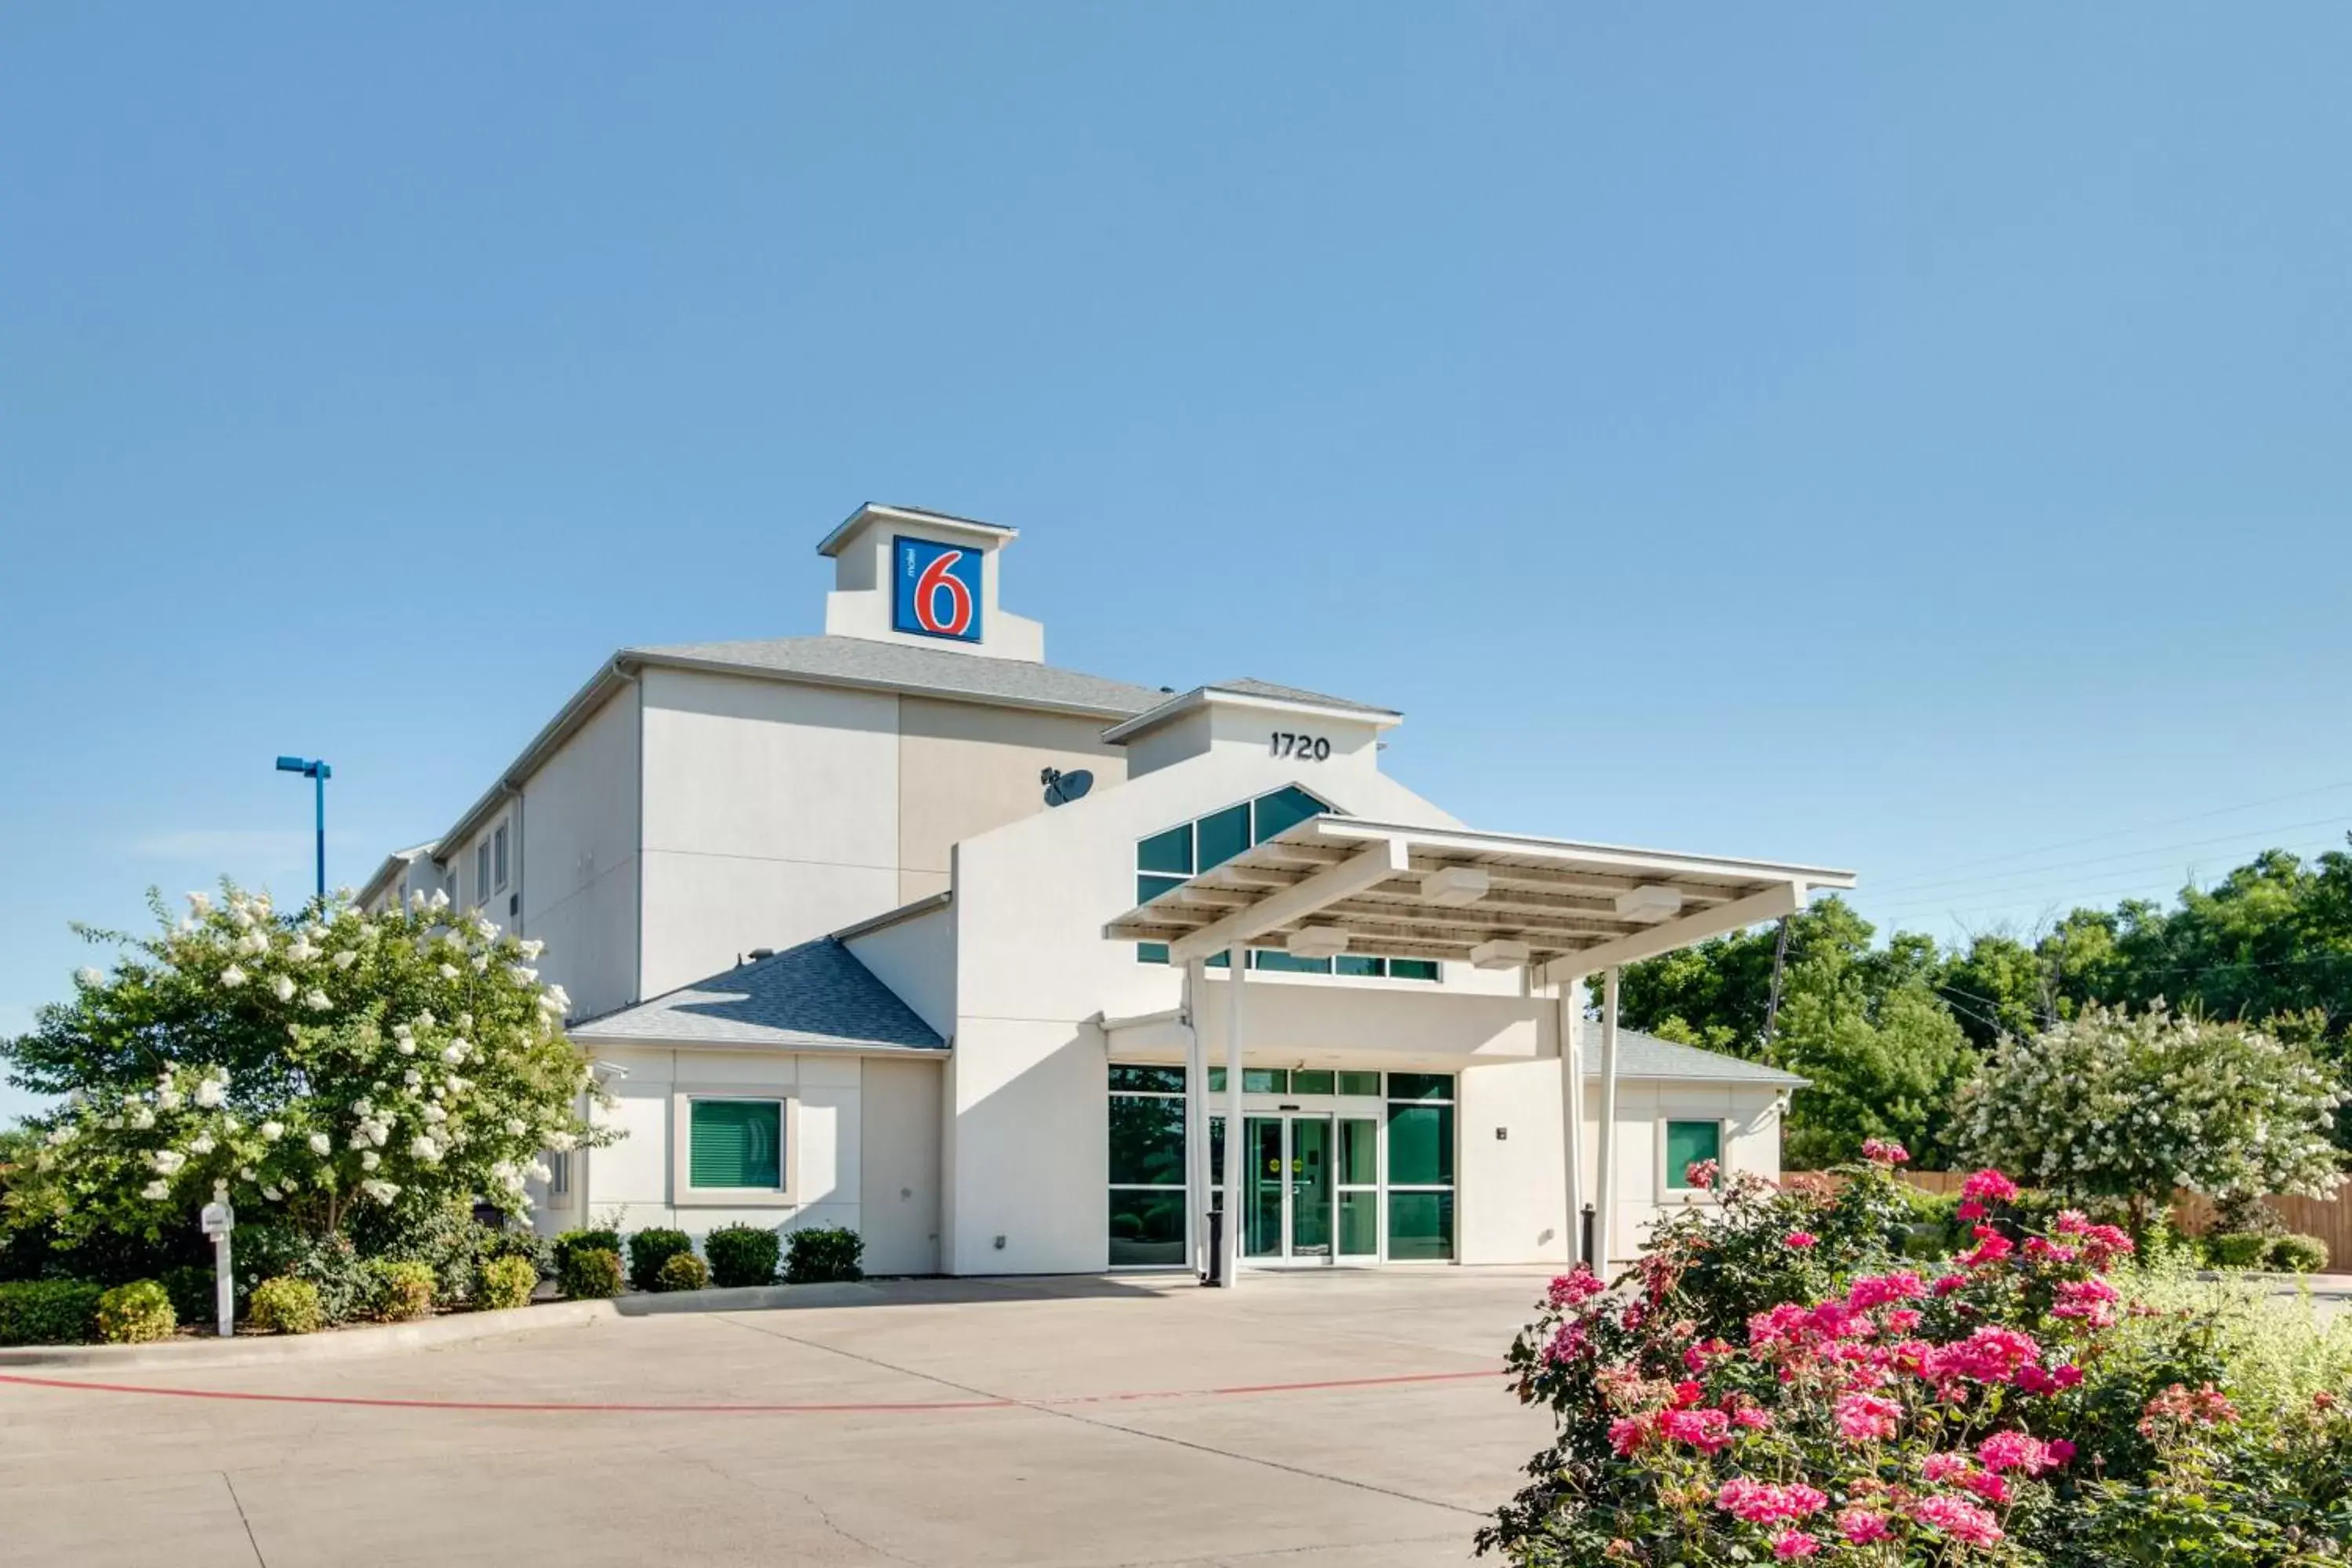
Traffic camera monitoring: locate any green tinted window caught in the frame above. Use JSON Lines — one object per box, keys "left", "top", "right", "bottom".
{"left": 1339, "top": 1191, "right": 1378, "bottom": 1256}
{"left": 689, "top": 1099, "right": 782, "bottom": 1189}
{"left": 1243, "top": 1069, "right": 1288, "bottom": 1094}
{"left": 1196, "top": 804, "right": 1250, "bottom": 871}
{"left": 1290, "top": 1069, "right": 1335, "bottom": 1095}
{"left": 1252, "top": 786, "right": 1327, "bottom": 844}
{"left": 1138, "top": 873, "right": 1185, "bottom": 905}
{"left": 1338, "top": 1118, "right": 1377, "bottom": 1184}
{"left": 1388, "top": 959, "right": 1441, "bottom": 982}
{"left": 1334, "top": 955, "right": 1385, "bottom": 977}
{"left": 1109, "top": 1094, "right": 1186, "bottom": 1185}
{"left": 1386, "top": 1104, "right": 1454, "bottom": 1185}
{"left": 1250, "top": 949, "right": 1330, "bottom": 974}
{"left": 1108, "top": 1189, "right": 1186, "bottom": 1267}
{"left": 1338, "top": 1071, "right": 1381, "bottom": 1097}
{"left": 1207, "top": 1067, "right": 1224, "bottom": 1093}
{"left": 1109, "top": 1065, "right": 1184, "bottom": 1094}
{"left": 1388, "top": 1191, "right": 1454, "bottom": 1261}
{"left": 1387, "top": 1073, "right": 1455, "bottom": 1102}
{"left": 1137, "top": 825, "right": 1193, "bottom": 875}
{"left": 1137, "top": 942, "right": 1169, "bottom": 965}
{"left": 1666, "top": 1120, "right": 1722, "bottom": 1189}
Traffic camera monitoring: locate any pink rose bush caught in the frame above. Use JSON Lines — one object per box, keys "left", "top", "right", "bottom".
{"left": 1480, "top": 1157, "right": 2352, "bottom": 1566}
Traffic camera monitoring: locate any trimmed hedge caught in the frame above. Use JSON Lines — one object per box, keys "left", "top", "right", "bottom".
{"left": 362, "top": 1258, "right": 436, "bottom": 1322}
{"left": 2271, "top": 1232, "right": 2329, "bottom": 1272}
{"left": 560, "top": 1247, "right": 623, "bottom": 1301}
{"left": 626, "top": 1228, "right": 693, "bottom": 1292}
{"left": 162, "top": 1265, "right": 216, "bottom": 1330}
{"left": 96, "top": 1279, "right": 176, "bottom": 1344}
{"left": 655, "top": 1252, "right": 710, "bottom": 1293}
{"left": 553, "top": 1229, "right": 621, "bottom": 1276}
{"left": 475, "top": 1254, "right": 538, "bottom": 1312}
{"left": 785, "top": 1225, "right": 864, "bottom": 1285}
{"left": 249, "top": 1276, "right": 325, "bottom": 1335}
{"left": 704, "top": 1224, "right": 781, "bottom": 1289}
{"left": 0, "top": 1279, "right": 104, "bottom": 1345}
{"left": 2209, "top": 1232, "right": 2274, "bottom": 1268}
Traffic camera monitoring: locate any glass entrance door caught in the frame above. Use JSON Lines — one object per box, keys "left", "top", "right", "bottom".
{"left": 1240, "top": 1114, "right": 1335, "bottom": 1265}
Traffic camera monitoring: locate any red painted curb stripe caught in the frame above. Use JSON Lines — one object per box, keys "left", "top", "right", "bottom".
{"left": 0, "top": 1366, "right": 1497, "bottom": 1417}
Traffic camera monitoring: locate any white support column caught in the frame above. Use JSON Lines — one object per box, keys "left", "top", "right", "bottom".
{"left": 1555, "top": 974, "right": 1587, "bottom": 1267}
{"left": 1219, "top": 944, "right": 1247, "bottom": 1287}
{"left": 1593, "top": 967, "right": 1621, "bottom": 1271}
{"left": 1184, "top": 956, "right": 1209, "bottom": 1279}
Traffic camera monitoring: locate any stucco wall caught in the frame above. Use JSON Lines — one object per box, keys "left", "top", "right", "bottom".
{"left": 637, "top": 668, "right": 903, "bottom": 996}
{"left": 520, "top": 684, "right": 642, "bottom": 1022}
{"left": 895, "top": 696, "right": 1128, "bottom": 906}
{"left": 858, "top": 1056, "right": 943, "bottom": 1275}
{"left": 842, "top": 906, "right": 956, "bottom": 1041}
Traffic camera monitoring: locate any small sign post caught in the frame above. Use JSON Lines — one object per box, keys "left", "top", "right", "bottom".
{"left": 198, "top": 1188, "right": 234, "bottom": 1338}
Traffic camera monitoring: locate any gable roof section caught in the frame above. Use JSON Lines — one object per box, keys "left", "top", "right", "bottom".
{"left": 633, "top": 635, "right": 1169, "bottom": 720}
{"left": 1607, "top": 1028, "right": 1806, "bottom": 1087}
{"left": 1211, "top": 677, "right": 1399, "bottom": 717}
{"left": 569, "top": 938, "right": 946, "bottom": 1053}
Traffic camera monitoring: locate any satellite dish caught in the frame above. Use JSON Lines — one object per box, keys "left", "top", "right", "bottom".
{"left": 1041, "top": 767, "right": 1094, "bottom": 807}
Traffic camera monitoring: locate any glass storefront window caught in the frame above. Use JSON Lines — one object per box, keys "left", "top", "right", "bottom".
{"left": 1338, "top": 1118, "right": 1377, "bottom": 1185}
{"left": 1339, "top": 1190, "right": 1378, "bottom": 1256}
{"left": 1386, "top": 1104, "right": 1454, "bottom": 1185}
{"left": 1108, "top": 1189, "right": 1186, "bottom": 1266}
{"left": 1109, "top": 1094, "right": 1185, "bottom": 1187}
{"left": 1388, "top": 1191, "right": 1455, "bottom": 1261}
{"left": 1108, "top": 1065, "right": 1185, "bottom": 1094}
{"left": 1290, "top": 1069, "right": 1335, "bottom": 1094}
{"left": 1196, "top": 804, "right": 1251, "bottom": 873}
{"left": 1109, "top": 1064, "right": 1189, "bottom": 1268}
{"left": 1338, "top": 1071, "right": 1381, "bottom": 1096}
{"left": 1387, "top": 1073, "right": 1454, "bottom": 1102}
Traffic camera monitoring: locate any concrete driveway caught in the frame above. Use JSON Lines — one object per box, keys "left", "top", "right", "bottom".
{"left": 0, "top": 1268, "right": 1559, "bottom": 1567}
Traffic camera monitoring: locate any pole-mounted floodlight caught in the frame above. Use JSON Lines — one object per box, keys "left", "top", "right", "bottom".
{"left": 274, "top": 756, "right": 332, "bottom": 903}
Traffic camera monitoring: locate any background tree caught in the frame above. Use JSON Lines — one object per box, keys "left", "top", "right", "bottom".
{"left": 3, "top": 884, "right": 608, "bottom": 1247}
{"left": 1956, "top": 1004, "right": 2343, "bottom": 1226}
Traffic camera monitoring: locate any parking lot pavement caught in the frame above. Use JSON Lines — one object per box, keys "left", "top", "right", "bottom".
{"left": 0, "top": 1268, "right": 1562, "bottom": 1567}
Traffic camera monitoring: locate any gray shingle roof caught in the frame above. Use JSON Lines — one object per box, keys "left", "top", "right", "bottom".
{"left": 630, "top": 635, "right": 1170, "bottom": 719}
{"left": 1211, "top": 677, "right": 1399, "bottom": 717}
{"left": 569, "top": 938, "right": 946, "bottom": 1052}
{"left": 1609, "top": 1029, "right": 1808, "bottom": 1087}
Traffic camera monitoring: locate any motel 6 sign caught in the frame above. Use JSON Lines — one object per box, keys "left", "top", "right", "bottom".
{"left": 892, "top": 536, "right": 983, "bottom": 643}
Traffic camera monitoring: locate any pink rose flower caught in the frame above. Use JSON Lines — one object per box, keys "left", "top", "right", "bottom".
{"left": 1770, "top": 1528, "right": 1820, "bottom": 1559}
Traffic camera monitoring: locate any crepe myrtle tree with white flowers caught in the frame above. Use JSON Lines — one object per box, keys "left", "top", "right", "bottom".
{"left": 3, "top": 883, "right": 613, "bottom": 1243}
{"left": 1957, "top": 1003, "right": 2345, "bottom": 1229}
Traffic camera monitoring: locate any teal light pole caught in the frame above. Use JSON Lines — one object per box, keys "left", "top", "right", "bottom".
{"left": 274, "top": 756, "right": 331, "bottom": 902}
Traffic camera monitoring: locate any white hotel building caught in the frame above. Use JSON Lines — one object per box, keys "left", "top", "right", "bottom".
{"left": 360, "top": 505, "right": 1846, "bottom": 1280}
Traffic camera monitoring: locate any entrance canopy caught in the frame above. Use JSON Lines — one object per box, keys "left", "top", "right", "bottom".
{"left": 1104, "top": 816, "right": 1853, "bottom": 987}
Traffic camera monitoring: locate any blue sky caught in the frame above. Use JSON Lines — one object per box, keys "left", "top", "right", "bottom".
{"left": 5, "top": 6, "right": 2350, "bottom": 1122}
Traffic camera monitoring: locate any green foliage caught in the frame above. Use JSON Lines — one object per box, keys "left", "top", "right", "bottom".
{"left": 1, "top": 884, "right": 609, "bottom": 1250}
{"left": 237, "top": 1225, "right": 370, "bottom": 1323}
{"left": 247, "top": 1276, "right": 324, "bottom": 1334}
{"left": 2209, "top": 1232, "right": 2274, "bottom": 1268}
{"left": 654, "top": 1251, "right": 709, "bottom": 1292}
{"left": 476, "top": 1223, "right": 552, "bottom": 1281}
{"left": 360, "top": 1258, "right": 435, "bottom": 1321}
{"left": 95, "top": 1279, "right": 176, "bottom": 1343}
{"left": 161, "top": 1264, "right": 214, "bottom": 1327}
{"left": 0, "top": 1279, "right": 104, "bottom": 1345}
{"left": 702, "top": 1223, "right": 780, "bottom": 1288}
{"left": 474, "top": 1254, "right": 537, "bottom": 1311}
{"left": 558, "top": 1246, "right": 622, "bottom": 1300}
{"left": 1961, "top": 1006, "right": 2345, "bottom": 1218}
{"left": 2270, "top": 1234, "right": 2329, "bottom": 1273}
{"left": 625, "top": 1227, "right": 692, "bottom": 1291}
{"left": 553, "top": 1228, "right": 619, "bottom": 1276}
{"left": 784, "top": 1225, "right": 864, "bottom": 1284}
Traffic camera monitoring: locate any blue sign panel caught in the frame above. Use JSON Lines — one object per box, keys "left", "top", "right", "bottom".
{"left": 891, "top": 536, "right": 983, "bottom": 642}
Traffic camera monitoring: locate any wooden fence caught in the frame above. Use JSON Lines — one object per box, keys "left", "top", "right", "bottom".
{"left": 1791, "top": 1171, "right": 2347, "bottom": 1269}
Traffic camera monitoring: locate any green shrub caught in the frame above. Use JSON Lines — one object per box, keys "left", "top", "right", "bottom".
{"left": 96, "top": 1279, "right": 176, "bottom": 1344}
{"left": 553, "top": 1228, "right": 621, "bottom": 1276}
{"left": 2209, "top": 1231, "right": 2274, "bottom": 1268}
{"left": 703, "top": 1224, "right": 781, "bottom": 1288}
{"left": 0, "top": 1279, "right": 104, "bottom": 1345}
{"left": 360, "top": 1258, "right": 436, "bottom": 1322}
{"left": 784, "top": 1225, "right": 864, "bottom": 1284}
{"left": 559, "top": 1247, "right": 622, "bottom": 1300}
{"left": 626, "top": 1228, "right": 693, "bottom": 1291}
{"left": 474, "top": 1254, "right": 538, "bottom": 1312}
{"left": 655, "top": 1252, "right": 710, "bottom": 1292}
{"left": 2270, "top": 1232, "right": 2330, "bottom": 1273}
{"left": 237, "top": 1226, "right": 370, "bottom": 1323}
{"left": 477, "top": 1224, "right": 554, "bottom": 1282}
{"left": 161, "top": 1264, "right": 216, "bottom": 1329}
{"left": 248, "top": 1276, "right": 325, "bottom": 1335}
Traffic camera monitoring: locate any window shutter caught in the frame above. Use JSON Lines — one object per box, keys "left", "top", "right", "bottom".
{"left": 689, "top": 1100, "right": 782, "bottom": 1189}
